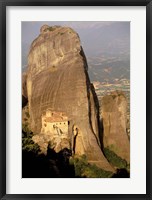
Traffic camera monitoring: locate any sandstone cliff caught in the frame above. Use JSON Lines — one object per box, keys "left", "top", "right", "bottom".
{"left": 26, "top": 25, "right": 114, "bottom": 172}
{"left": 101, "top": 91, "right": 130, "bottom": 163}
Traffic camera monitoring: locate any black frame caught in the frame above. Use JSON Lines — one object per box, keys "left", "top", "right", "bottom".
{"left": 0, "top": 0, "right": 151, "bottom": 199}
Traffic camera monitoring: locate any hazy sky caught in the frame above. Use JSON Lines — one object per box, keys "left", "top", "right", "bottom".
{"left": 22, "top": 21, "right": 130, "bottom": 69}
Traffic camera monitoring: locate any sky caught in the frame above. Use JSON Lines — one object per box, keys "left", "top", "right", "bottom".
{"left": 22, "top": 21, "right": 130, "bottom": 70}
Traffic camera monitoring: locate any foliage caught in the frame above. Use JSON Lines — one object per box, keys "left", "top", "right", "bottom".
{"left": 70, "top": 155, "right": 113, "bottom": 178}
{"left": 22, "top": 131, "right": 40, "bottom": 154}
{"left": 25, "top": 111, "right": 30, "bottom": 118}
{"left": 47, "top": 27, "right": 55, "bottom": 31}
{"left": 22, "top": 123, "right": 31, "bottom": 134}
{"left": 104, "top": 148, "right": 127, "bottom": 169}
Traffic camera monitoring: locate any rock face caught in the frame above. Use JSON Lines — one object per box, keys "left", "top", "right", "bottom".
{"left": 26, "top": 25, "right": 114, "bottom": 172}
{"left": 101, "top": 91, "right": 130, "bottom": 163}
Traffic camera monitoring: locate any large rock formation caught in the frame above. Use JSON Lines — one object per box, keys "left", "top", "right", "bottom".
{"left": 25, "top": 25, "right": 114, "bottom": 172}
{"left": 101, "top": 91, "right": 130, "bottom": 163}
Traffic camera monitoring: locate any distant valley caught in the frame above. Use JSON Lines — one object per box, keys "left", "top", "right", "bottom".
{"left": 88, "top": 55, "right": 129, "bottom": 83}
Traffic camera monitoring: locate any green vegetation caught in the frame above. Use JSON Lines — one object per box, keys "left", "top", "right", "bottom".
{"left": 47, "top": 27, "right": 56, "bottom": 32}
{"left": 104, "top": 148, "right": 127, "bottom": 169}
{"left": 70, "top": 155, "right": 113, "bottom": 178}
{"left": 22, "top": 123, "right": 31, "bottom": 134}
{"left": 57, "top": 32, "right": 64, "bottom": 36}
{"left": 25, "top": 111, "right": 30, "bottom": 118}
{"left": 22, "top": 131, "right": 40, "bottom": 154}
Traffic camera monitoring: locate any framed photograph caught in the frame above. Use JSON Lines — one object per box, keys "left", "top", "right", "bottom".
{"left": 0, "top": 0, "right": 151, "bottom": 199}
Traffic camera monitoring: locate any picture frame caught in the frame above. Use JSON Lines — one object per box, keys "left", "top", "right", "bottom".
{"left": 0, "top": 0, "right": 151, "bottom": 199}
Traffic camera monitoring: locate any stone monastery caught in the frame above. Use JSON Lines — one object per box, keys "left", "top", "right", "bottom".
{"left": 41, "top": 110, "right": 69, "bottom": 138}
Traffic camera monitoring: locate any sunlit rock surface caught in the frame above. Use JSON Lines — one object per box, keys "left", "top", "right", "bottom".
{"left": 101, "top": 91, "right": 130, "bottom": 163}
{"left": 26, "top": 25, "right": 114, "bottom": 172}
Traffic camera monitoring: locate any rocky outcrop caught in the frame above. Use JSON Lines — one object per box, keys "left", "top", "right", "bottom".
{"left": 26, "top": 25, "right": 114, "bottom": 172}
{"left": 101, "top": 91, "right": 130, "bottom": 163}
